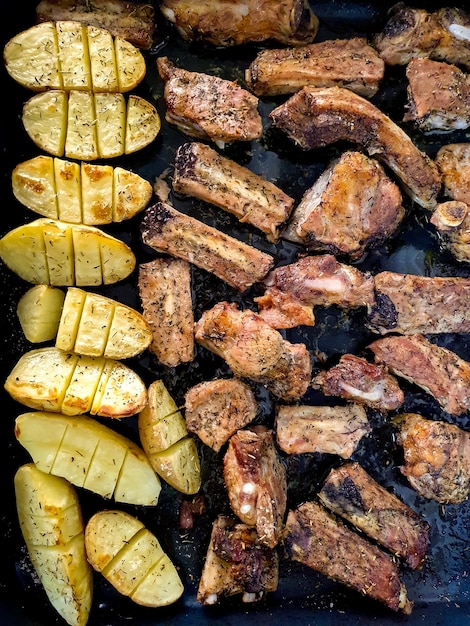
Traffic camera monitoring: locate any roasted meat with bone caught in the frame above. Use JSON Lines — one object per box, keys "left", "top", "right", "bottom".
{"left": 172, "top": 142, "right": 294, "bottom": 243}
{"left": 368, "top": 334, "right": 470, "bottom": 416}
{"left": 318, "top": 461, "right": 430, "bottom": 569}
{"left": 395, "top": 413, "right": 470, "bottom": 505}
{"left": 430, "top": 201, "right": 470, "bottom": 263}
{"left": 284, "top": 501, "right": 413, "bottom": 614}
{"left": 157, "top": 57, "right": 262, "bottom": 147}
{"left": 246, "top": 37, "right": 384, "bottom": 98}
{"left": 269, "top": 86, "right": 441, "bottom": 209}
{"left": 224, "top": 426, "right": 287, "bottom": 548}
{"left": 282, "top": 150, "right": 404, "bottom": 259}
{"left": 194, "top": 301, "right": 312, "bottom": 401}
{"left": 435, "top": 142, "right": 470, "bottom": 204}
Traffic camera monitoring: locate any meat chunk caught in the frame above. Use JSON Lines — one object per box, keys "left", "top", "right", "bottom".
{"left": 318, "top": 462, "right": 430, "bottom": 569}
{"left": 157, "top": 57, "right": 262, "bottom": 147}
{"left": 367, "top": 272, "right": 470, "bottom": 335}
{"left": 160, "top": 0, "right": 319, "bottom": 47}
{"left": 140, "top": 201, "right": 274, "bottom": 292}
{"left": 284, "top": 501, "right": 413, "bottom": 614}
{"left": 269, "top": 86, "right": 441, "bottom": 209}
{"left": 396, "top": 413, "right": 470, "bottom": 504}
{"left": 246, "top": 38, "right": 384, "bottom": 98}
{"left": 194, "top": 301, "right": 312, "bottom": 401}
{"left": 172, "top": 142, "right": 294, "bottom": 243}
{"left": 368, "top": 334, "right": 470, "bottom": 416}
{"left": 430, "top": 201, "right": 470, "bottom": 263}
{"left": 435, "top": 142, "right": 470, "bottom": 204}
{"left": 275, "top": 403, "right": 370, "bottom": 458}
{"left": 184, "top": 378, "right": 258, "bottom": 452}
{"left": 403, "top": 58, "right": 470, "bottom": 132}
{"left": 224, "top": 426, "right": 287, "bottom": 548}
{"left": 282, "top": 151, "right": 404, "bottom": 259}
{"left": 255, "top": 254, "right": 374, "bottom": 329}
{"left": 313, "top": 354, "right": 404, "bottom": 412}
{"left": 197, "top": 515, "right": 279, "bottom": 605}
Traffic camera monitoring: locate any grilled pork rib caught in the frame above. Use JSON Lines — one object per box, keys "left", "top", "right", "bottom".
{"left": 194, "top": 301, "right": 312, "bottom": 401}
{"left": 435, "top": 142, "right": 470, "bottom": 204}
{"left": 246, "top": 37, "right": 384, "bottom": 98}
{"left": 430, "top": 201, "right": 470, "bottom": 263}
{"left": 172, "top": 142, "right": 294, "bottom": 242}
{"left": 269, "top": 86, "right": 441, "bottom": 209}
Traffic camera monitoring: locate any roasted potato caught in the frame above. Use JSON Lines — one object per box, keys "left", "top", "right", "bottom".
{"left": 15, "top": 412, "right": 162, "bottom": 505}
{"left": 4, "top": 21, "right": 146, "bottom": 92}
{"left": 14, "top": 463, "right": 93, "bottom": 626}
{"left": 12, "top": 156, "right": 153, "bottom": 225}
{"left": 17, "top": 284, "right": 65, "bottom": 343}
{"left": 5, "top": 346, "right": 147, "bottom": 417}
{"left": 85, "top": 510, "right": 184, "bottom": 607}
{"left": 22, "top": 90, "right": 160, "bottom": 160}
{"left": 0, "top": 218, "right": 135, "bottom": 286}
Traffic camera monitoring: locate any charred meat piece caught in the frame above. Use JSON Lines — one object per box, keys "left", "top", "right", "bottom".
{"left": 197, "top": 515, "right": 279, "bottom": 605}
{"left": 140, "top": 201, "right": 274, "bottom": 292}
{"left": 403, "top": 58, "right": 470, "bottom": 132}
{"left": 269, "top": 86, "right": 441, "bottom": 209}
{"left": 157, "top": 57, "right": 262, "bottom": 147}
{"left": 194, "top": 301, "right": 312, "bottom": 401}
{"left": 318, "top": 462, "right": 430, "bottom": 569}
{"left": 255, "top": 254, "right": 374, "bottom": 329}
{"left": 367, "top": 271, "right": 470, "bottom": 335}
{"left": 284, "top": 501, "right": 413, "bottom": 614}
{"left": 435, "top": 142, "right": 470, "bottom": 204}
{"left": 172, "top": 142, "right": 294, "bottom": 243}
{"left": 224, "top": 426, "right": 287, "bottom": 548}
{"left": 396, "top": 413, "right": 470, "bottom": 504}
{"left": 368, "top": 334, "right": 470, "bottom": 416}
{"left": 275, "top": 403, "right": 370, "bottom": 458}
{"left": 430, "top": 201, "right": 470, "bottom": 264}
{"left": 246, "top": 37, "right": 384, "bottom": 98}
{"left": 184, "top": 378, "right": 258, "bottom": 452}
{"left": 282, "top": 151, "right": 404, "bottom": 260}
{"left": 159, "top": 0, "right": 319, "bottom": 47}
{"left": 138, "top": 258, "right": 194, "bottom": 367}
{"left": 313, "top": 354, "right": 404, "bottom": 412}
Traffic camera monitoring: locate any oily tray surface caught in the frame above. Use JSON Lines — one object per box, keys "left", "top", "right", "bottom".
{"left": 0, "top": 1, "right": 469, "bottom": 624}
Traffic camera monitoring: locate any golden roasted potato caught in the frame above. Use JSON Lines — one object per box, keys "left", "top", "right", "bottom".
{"left": 14, "top": 463, "right": 93, "bottom": 626}
{"left": 85, "top": 510, "right": 184, "bottom": 607}
{"left": 12, "top": 156, "right": 152, "bottom": 225}
{"left": 0, "top": 218, "right": 135, "bottom": 286}
{"left": 15, "top": 412, "right": 161, "bottom": 505}
{"left": 17, "top": 284, "right": 65, "bottom": 343}
{"left": 5, "top": 346, "right": 147, "bottom": 418}
{"left": 22, "top": 90, "right": 160, "bottom": 159}
{"left": 4, "top": 20, "right": 146, "bottom": 92}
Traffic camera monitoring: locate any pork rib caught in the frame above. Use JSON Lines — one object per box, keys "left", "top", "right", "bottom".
{"left": 430, "top": 201, "right": 470, "bottom": 264}
{"left": 435, "top": 142, "right": 470, "bottom": 204}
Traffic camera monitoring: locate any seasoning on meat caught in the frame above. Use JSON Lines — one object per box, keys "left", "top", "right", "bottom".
{"left": 435, "top": 142, "right": 470, "bottom": 204}
{"left": 430, "top": 201, "right": 470, "bottom": 263}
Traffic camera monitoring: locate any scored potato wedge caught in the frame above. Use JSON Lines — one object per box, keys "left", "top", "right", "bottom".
{"left": 22, "top": 90, "right": 160, "bottom": 159}
{"left": 14, "top": 463, "right": 93, "bottom": 626}
{"left": 5, "top": 346, "right": 147, "bottom": 418}
{"left": 4, "top": 20, "right": 146, "bottom": 92}
{"left": 15, "top": 412, "right": 161, "bottom": 505}
{"left": 17, "top": 284, "right": 65, "bottom": 343}
{"left": 85, "top": 510, "right": 184, "bottom": 607}
{"left": 0, "top": 218, "right": 135, "bottom": 286}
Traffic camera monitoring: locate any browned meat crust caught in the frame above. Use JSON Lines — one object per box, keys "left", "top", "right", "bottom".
{"left": 140, "top": 201, "right": 274, "bottom": 292}
{"left": 269, "top": 86, "right": 441, "bottom": 209}
{"left": 396, "top": 413, "right": 470, "bottom": 504}
{"left": 246, "top": 38, "right": 384, "bottom": 98}
{"left": 435, "top": 142, "right": 470, "bottom": 204}
{"left": 318, "top": 462, "right": 430, "bottom": 569}
{"left": 172, "top": 142, "right": 294, "bottom": 242}
{"left": 284, "top": 501, "right": 413, "bottom": 614}
{"left": 430, "top": 201, "right": 470, "bottom": 263}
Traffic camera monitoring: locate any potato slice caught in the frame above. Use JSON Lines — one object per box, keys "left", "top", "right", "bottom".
{"left": 5, "top": 346, "right": 147, "bottom": 418}
{"left": 22, "top": 89, "right": 67, "bottom": 157}
{"left": 17, "top": 284, "right": 65, "bottom": 343}
{"left": 11, "top": 155, "right": 59, "bottom": 219}
{"left": 81, "top": 163, "right": 114, "bottom": 224}
{"left": 125, "top": 94, "right": 161, "bottom": 155}
{"left": 86, "top": 25, "right": 119, "bottom": 92}
{"left": 85, "top": 510, "right": 183, "bottom": 607}
{"left": 15, "top": 463, "right": 93, "bottom": 626}
{"left": 15, "top": 412, "right": 161, "bottom": 505}
{"left": 56, "top": 20, "right": 91, "bottom": 90}
{"left": 151, "top": 437, "right": 201, "bottom": 495}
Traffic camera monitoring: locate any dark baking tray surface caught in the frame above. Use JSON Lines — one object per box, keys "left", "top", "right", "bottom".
{"left": 0, "top": 1, "right": 469, "bottom": 624}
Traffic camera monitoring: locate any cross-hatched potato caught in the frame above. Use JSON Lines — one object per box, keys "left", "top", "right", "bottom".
{"left": 85, "top": 510, "right": 184, "bottom": 607}
{"left": 5, "top": 346, "right": 147, "bottom": 418}
{"left": 22, "top": 90, "right": 160, "bottom": 159}
{"left": 17, "top": 284, "right": 65, "bottom": 343}
{"left": 0, "top": 218, "right": 135, "bottom": 286}
{"left": 4, "top": 20, "right": 146, "bottom": 92}
{"left": 15, "top": 412, "right": 161, "bottom": 505}
{"left": 14, "top": 463, "right": 93, "bottom": 626}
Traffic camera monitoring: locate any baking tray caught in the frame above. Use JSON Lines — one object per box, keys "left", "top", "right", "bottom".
{"left": 0, "top": 1, "right": 469, "bottom": 624}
